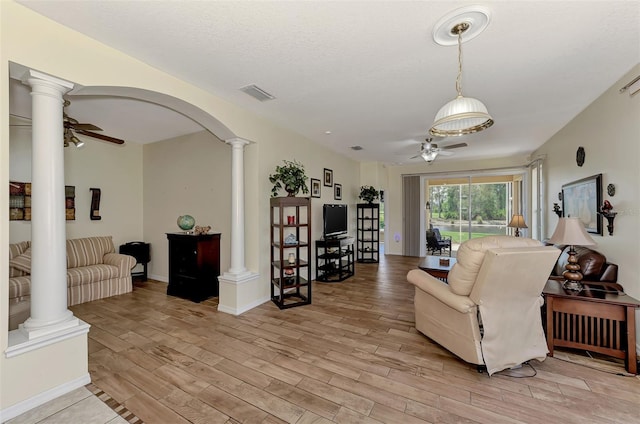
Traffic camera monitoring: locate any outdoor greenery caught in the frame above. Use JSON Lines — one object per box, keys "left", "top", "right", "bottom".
{"left": 429, "top": 184, "right": 507, "bottom": 222}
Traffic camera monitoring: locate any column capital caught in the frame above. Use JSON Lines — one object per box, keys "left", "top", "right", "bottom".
{"left": 225, "top": 137, "right": 252, "bottom": 148}
{"left": 21, "top": 69, "right": 74, "bottom": 95}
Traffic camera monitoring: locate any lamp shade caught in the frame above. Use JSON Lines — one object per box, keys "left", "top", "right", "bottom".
{"left": 507, "top": 214, "right": 528, "bottom": 229}
{"left": 548, "top": 217, "right": 596, "bottom": 246}
{"left": 429, "top": 95, "right": 494, "bottom": 137}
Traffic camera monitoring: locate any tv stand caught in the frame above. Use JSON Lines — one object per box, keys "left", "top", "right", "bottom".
{"left": 315, "top": 237, "right": 355, "bottom": 282}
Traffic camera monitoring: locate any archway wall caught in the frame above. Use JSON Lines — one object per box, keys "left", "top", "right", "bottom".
{"left": 1, "top": 1, "right": 361, "bottom": 412}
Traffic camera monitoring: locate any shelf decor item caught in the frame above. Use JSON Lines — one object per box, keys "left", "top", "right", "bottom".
{"left": 269, "top": 159, "right": 309, "bottom": 197}
{"left": 177, "top": 214, "right": 196, "bottom": 232}
{"left": 358, "top": 185, "right": 380, "bottom": 204}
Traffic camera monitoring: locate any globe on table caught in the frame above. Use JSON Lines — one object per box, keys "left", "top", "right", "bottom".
{"left": 177, "top": 215, "right": 195, "bottom": 231}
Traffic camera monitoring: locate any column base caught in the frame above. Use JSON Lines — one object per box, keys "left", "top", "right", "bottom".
{"left": 6, "top": 319, "right": 90, "bottom": 358}
{"left": 218, "top": 271, "right": 267, "bottom": 315}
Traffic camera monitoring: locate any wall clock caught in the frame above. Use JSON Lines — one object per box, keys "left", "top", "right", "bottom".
{"left": 576, "top": 146, "right": 585, "bottom": 167}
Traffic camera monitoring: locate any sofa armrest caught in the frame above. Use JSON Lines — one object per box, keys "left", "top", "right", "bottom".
{"left": 407, "top": 269, "right": 476, "bottom": 314}
{"left": 103, "top": 253, "right": 136, "bottom": 277}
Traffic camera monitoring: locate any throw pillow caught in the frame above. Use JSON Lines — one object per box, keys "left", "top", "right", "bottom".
{"left": 9, "top": 248, "right": 32, "bottom": 274}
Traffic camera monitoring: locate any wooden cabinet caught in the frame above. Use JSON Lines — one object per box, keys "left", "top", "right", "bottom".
{"left": 315, "top": 237, "right": 355, "bottom": 282}
{"left": 356, "top": 203, "right": 379, "bottom": 263}
{"left": 166, "top": 232, "right": 220, "bottom": 302}
{"left": 270, "top": 197, "right": 311, "bottom": 309}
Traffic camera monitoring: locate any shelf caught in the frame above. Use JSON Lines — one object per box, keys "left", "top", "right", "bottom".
{"left": 273, "top": 259, "right": 309, "bottom": 269}
{"left": 357, "top": 203, "right": 379, "bottom": 263}
{"left": 315, "top": 238, "right": 354, "bottom": 282}
{"left": 270, "top": 197, "right": 312, "bottom": 309}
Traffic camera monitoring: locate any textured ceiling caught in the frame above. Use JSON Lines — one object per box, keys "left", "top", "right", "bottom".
{"left": 12, "top": 1, "right": 640, "bottom": 164}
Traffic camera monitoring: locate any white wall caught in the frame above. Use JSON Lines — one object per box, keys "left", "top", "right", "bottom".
{"left": 534, "top": 64, "right": 640, "bottom": 353}
{"left": 9, "top": 118, "right": 144, "bottom": 247}
{"left": 142, "top": 130, "right": 231, "bottom": 281}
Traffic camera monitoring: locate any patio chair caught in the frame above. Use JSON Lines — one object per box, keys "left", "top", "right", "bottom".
{"left": 427, "top": 228, "right": 452, "bottom": 256}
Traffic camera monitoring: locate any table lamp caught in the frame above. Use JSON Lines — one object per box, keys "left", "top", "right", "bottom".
{"left": 508, "top": 214, "right": 528, "bottom": 237}
{"left": 548, "top": 217, "right": 596, "bottom": 291}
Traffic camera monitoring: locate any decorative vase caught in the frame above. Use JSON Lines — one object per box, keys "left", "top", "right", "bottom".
{"left": 285, "top": 186, "right": 297, "bottom": 197}
{"left": 288, "top": 253, "right": 296, "bottom": 264}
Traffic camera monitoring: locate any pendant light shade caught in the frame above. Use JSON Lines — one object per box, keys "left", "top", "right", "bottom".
{"left": 430, "top": 95, "right": 494, "bottom": 137}
{"left": 430, "top": 16, "right": 493, "bottom": 137}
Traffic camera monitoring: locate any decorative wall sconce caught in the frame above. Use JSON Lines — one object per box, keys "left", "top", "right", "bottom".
{"left": 598, "top": 200, "right": 616, "bottom": 235}
{"left": 599, "top": 212, "right": 616, "bottom": 236}
{"left": 552, "top": 203, "right": 562, "bottom": 218}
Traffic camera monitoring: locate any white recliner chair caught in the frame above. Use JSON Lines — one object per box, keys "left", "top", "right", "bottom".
{"left": 407, "top": 236, "right": 560, "bottom": 375}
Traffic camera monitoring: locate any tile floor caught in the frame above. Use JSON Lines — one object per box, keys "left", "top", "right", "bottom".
{"left": 7, "top": 386, "right": 129, "bottom": 424}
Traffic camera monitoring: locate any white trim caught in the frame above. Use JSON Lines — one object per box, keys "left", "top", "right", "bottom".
{"left": 5, "top": 321, "right": 90, "bottom": 358}
{"left": 217, "top": 295, "right": 270, "bottom": 316}
{"left": 0, "top": 373, "right": 91, "bottom": 422}
{"left": 219, "top": 271, "right": 259, "bottom": 285}
{"left": 148, "top": 274, "right": 168, "bottom": 283}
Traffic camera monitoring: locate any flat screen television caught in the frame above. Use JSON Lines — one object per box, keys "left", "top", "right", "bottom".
{"left": 323, "top": 204, "right": 348, "bottom": 239}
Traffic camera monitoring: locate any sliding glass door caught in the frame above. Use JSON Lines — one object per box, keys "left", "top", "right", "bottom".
{"left": 424, "top": 172, "right": 525, "bottom": 254}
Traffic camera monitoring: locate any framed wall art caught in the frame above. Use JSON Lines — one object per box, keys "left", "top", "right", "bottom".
{"left": 334, "top": 183, "right": 342, "bottom": 200}
{"left": 323, "top": 168, "right": 333, "bottom": 187}
{"left": 562, "top": 173, "right": 602, "bottom": 235}
{"left": 311, "top": 178, "right": 321, "bottom": 198}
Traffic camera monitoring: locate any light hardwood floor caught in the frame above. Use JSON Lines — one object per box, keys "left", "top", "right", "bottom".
{"left": 70, "top": 254, "right": 640, "bottom": 424}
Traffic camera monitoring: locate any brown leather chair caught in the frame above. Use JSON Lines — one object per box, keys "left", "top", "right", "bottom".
{"left": 549, "top": 246, "right": 620, "bottom": 291}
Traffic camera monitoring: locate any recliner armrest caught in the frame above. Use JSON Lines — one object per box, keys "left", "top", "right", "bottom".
{"left": 407, "top": 269, "right": 476, "bottom": 314}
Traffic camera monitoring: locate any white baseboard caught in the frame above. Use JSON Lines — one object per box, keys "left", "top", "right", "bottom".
{"left": 217, "top": 295, "right": 270, "bottom": 315}
{"left": 0, "top": 373, "right": 91, "bottom": 422}
{"left": 148, "top": 274, "right": 168, "bottom": 283}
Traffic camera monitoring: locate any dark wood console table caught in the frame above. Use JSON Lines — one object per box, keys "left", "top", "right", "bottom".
{"left": 543, "top": 279, "right": 640, "bottom": 374}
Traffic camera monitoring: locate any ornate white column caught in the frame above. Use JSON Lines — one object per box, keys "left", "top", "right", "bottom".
{"left": 19, "top": 70, "right": 79, "bottom": 339}
{"left": 218, "top": 138, "right": 260, "bottom": 315}
{"left": 225, "top": 138, "right": 251, "bottom": 276}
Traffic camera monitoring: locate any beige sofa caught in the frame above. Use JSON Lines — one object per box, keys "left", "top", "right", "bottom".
{"left": 407, "top": 236, "right": 560, "bottom": 375}
{"left": 8, "top": 236, "right": 136, "bottom": 330}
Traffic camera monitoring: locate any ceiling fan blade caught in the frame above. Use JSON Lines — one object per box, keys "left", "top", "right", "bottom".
{"left": 410, "top": 154, "right": 422, "bottom": 159}
{"left": 74, "top": 129, "right": 125, "bottom": 145}
{"left": 442, "top": 142, "right": 468, "bottom": 150}
{"left": 438, "top": 150, "right": 455, "bottom": 156}
{"left": 71, "top": 123, "right": 103, "bottom": 131}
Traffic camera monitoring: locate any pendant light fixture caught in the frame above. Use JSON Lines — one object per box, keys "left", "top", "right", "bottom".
{"left": 430, "top": 7, "right": 494, "bottom": 137}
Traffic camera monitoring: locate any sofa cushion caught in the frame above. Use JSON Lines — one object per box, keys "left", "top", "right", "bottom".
{"left": 9, "top": 275, "right": 32, "bottom": 299}
{"left": 9, "top": 248, "right": 32, "bottom": 274}
{"left": 66, "top": 264, "right": 120, "bottom": 287}
{"left": 66, "top": 236, "right": 116, "bottom": 268}
{"left": 9, "top": 241, "right": 30, "bottom": 277}
{"left": 448, "top": 236, "right": 542, "bottom": 296}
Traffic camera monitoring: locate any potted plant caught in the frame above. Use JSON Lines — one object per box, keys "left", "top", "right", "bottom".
{"left": 269, "top": 160, "right": 309, "bottom": 197}
{"left": 359, "top": 185, "right": 380, "bottom": 203}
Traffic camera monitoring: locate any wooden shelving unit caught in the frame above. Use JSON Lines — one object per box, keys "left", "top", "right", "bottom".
{"left": 315, "top": 237, "right": 355, "bottom": 282}
{"left": 270, "top": 197, "right": 311, "bottom": 309}
{"left": 356, "top": 203, "right": 379, "bottom": 263}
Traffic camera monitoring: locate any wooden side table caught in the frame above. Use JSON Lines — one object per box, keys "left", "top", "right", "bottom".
{"left": 543, "top": 280, "right": 640, "bottom": 374}
{"left": 417, "top": 256, "right": 457, "bottom": 281}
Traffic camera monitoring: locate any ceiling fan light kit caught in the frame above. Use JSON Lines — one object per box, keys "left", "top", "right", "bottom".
{"left": 430, "top": 7, "right": 494, "bottom": 137}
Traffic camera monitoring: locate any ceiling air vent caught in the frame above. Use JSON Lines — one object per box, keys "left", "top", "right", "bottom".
{"left": 350, "top": 145, "right": 363, "bottom": 151}
{"left": 240, "top": 84, "right": 276, "bottom": 102}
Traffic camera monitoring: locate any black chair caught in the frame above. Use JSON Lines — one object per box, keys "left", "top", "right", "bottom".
{"left": 426, "top": 228, "right": 452, "bottom": 256}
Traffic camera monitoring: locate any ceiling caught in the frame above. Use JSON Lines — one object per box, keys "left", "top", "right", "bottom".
{"left": 12, "top": 1, "right": 640, "bottom": 164}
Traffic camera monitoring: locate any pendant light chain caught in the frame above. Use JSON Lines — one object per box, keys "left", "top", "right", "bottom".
{"left": 452, "top": 22, "right": 469, "bottom": 98}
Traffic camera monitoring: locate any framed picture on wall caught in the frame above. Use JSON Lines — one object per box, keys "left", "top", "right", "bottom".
{"left": 334, "top": 183, "right": 342, "bottom": 200}
{"left": 311, "top": 178, "right": 321, "bottom": 198}
{"left": 323, "top": 168, "right": 333, "bottom": 187}
{"left": 562, "top": 173, "right": 602, "bottom": 235}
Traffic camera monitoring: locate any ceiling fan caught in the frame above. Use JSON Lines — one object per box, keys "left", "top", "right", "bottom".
{"left": 411, "top": 138, "right": 467, "bottom": 163}
{"left": 10, "top": 100, "right": 125, "bottom": 147}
